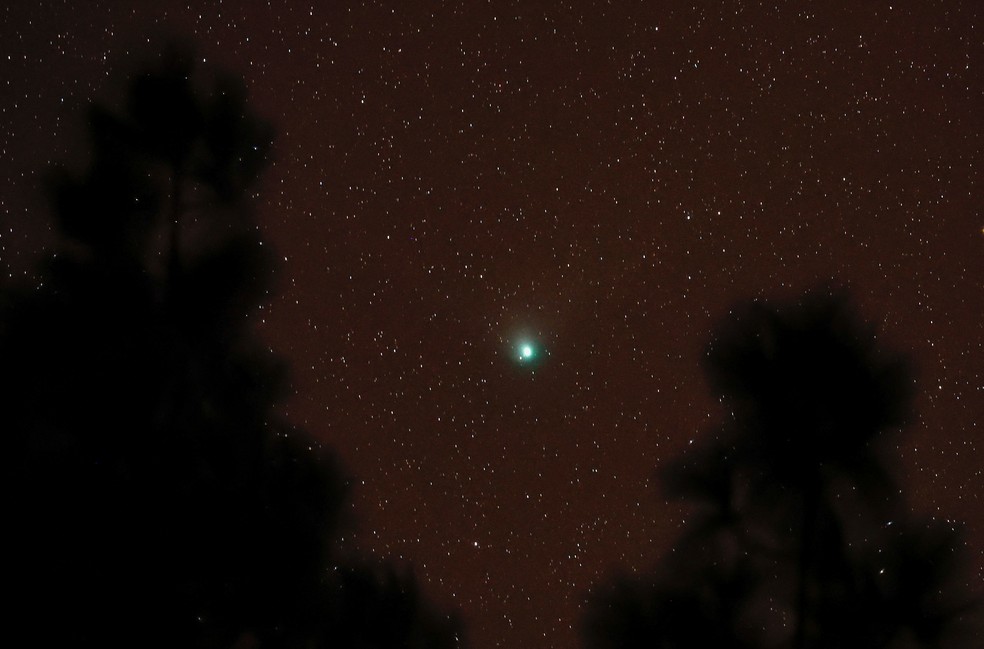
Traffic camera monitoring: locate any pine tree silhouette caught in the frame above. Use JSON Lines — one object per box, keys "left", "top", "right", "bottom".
{"left": 583, "top": 292, "right": 980, "bottom": 649}
{"left": 1, "top": 49, "right": 461, "bottom": 649}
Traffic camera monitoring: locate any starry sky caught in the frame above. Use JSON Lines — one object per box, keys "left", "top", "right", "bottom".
{"left": 2, "top": 2, "right": 982, "bottom": 648}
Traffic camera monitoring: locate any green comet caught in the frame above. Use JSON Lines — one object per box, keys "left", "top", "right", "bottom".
{"left": 516, "top": 340, "right": 539, "bottom": 363}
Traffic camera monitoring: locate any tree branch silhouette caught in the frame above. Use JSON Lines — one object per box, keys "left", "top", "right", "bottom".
{"left": 583, "top": 291, "right": 981, "bottom": 649}
{"left": 2, "top": 47, "right": 462, "bottom": 649}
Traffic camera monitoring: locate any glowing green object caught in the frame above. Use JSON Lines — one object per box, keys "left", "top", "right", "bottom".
{"left": 508, "top": 335, "right": 544, "bottom": 368}
{"left": 515, "top": 340, "right": 539, "bottom": 364}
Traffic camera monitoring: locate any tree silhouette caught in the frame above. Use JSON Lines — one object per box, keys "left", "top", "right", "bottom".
{"left": 583, "top": 292, "right": 980, "bottom": 649}
{"left": 1, "top": 50, "right": 460, "bottom": 649}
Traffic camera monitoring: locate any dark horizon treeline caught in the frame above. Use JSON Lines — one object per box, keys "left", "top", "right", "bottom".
{"left": 2, "top": 51, "right": 979, "bottom": 649}
{"left": 582, "top": 295, "right": 982, "bottom": 648}
{"left": 1, "top": 51, "right": 461, "bottom": 649}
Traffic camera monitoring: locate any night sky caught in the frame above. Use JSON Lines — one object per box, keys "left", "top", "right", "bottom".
{"left": 2, "top": 2, "right": 982, "bottom": 648}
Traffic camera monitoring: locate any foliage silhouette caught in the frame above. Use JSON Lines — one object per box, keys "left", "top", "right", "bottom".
{"left": 583, "top": 292, "right": 980, "bottom": 649}
{"left": 1, "top": 50, "right": 460, "bottom": 648}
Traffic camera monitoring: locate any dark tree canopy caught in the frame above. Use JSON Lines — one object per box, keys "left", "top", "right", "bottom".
{"left": 1, "top": 51, "right": 460, "bottom": 649}
{"left": 583, "top": 292, "right": 981, "bottom": 649}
